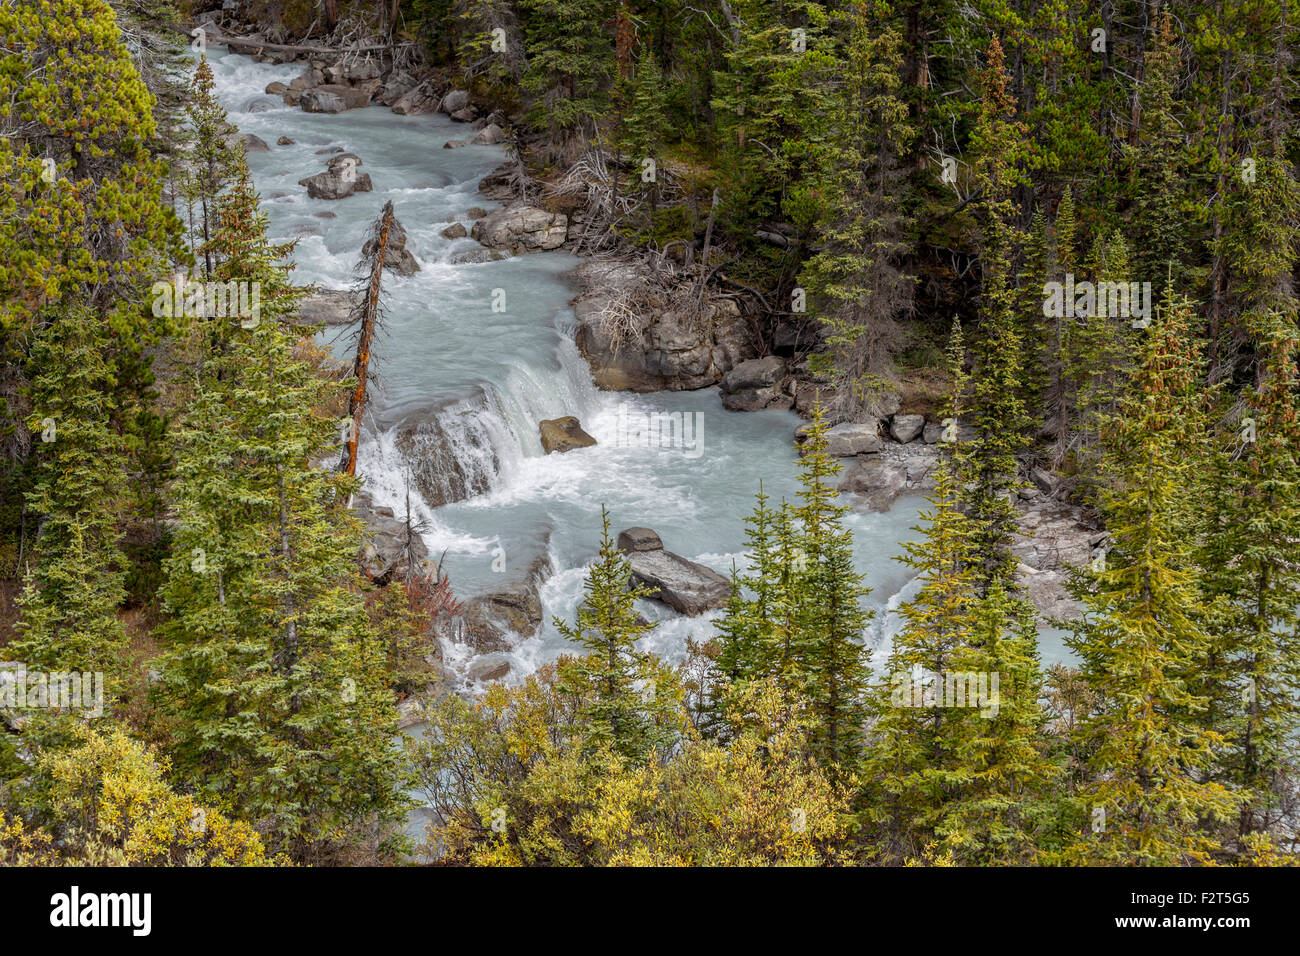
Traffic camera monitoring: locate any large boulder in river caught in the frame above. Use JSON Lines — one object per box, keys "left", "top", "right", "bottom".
{"left": 230, "top": 132, "right": 270, "bottom": 152}
{"left": 300, "top": 84, "right": 373, "bottom": 113}
{"left": 298, "top": 154, "right": 372, "bottom": 200}
{"left": 457, "top": 586, "right": 544, "bottom": 652}
{"left": 623, "top": 544, "right": 731, "bottom": 616}
{"left": 539, "top": 416, "right": 596, "bottom": 454}
{"left": 572, "top": 260, "right": 759, "bottom": 392}
{"left": 720, "top": 356, "right": 793, "bottom": 412}
{"left": 355, "top": 496, "right": 432, "bottom": 584}
{"left": 471, "top": 203, "right": 568, "bottom": 253}
{"left": 361, "top": 214, "right": 420, "bottom": 276}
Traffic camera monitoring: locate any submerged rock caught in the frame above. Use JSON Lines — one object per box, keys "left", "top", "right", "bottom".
{"left": 539, "top": 416, "right": 596, "bottom": 454}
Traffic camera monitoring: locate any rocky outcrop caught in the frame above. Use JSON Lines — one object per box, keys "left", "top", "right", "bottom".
{"left": 298, "top": 153, "right": 372, "bottom": 199}
{"left": 457, "top": 586, "right": 544, "bottom": 653}
{"left": 618, "top": 531, "right": 731, "bottom": 616}
{"left": 394, "top": 404, "right": 498, "bottom": 509}
{"left": 539, "top": 416, "right": 596, "bottom": 454}
{"left": 362, "top": 214, "right": 420, "bottom": 276}
{"left": 471, "top": 123, "right": 506, "bottom": 145}
{"left": 471, "top": 203, "right": 568, "bottom": 253}
{"left": 838, "top": 458, "right": 909, "bottom": 512}
{"left": 573, "top": 260, "right": 760, "bottom": 392}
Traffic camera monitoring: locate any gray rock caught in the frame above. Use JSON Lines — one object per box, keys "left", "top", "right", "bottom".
{"left": 471, "top": 204, "right": 568, "bottom": 253}
{"left": 923, "top": 421, "right": 945, "bottom": 444}
{"left": 824, "top": 422, "right": 883, "bottom": 457}
{"left": 230, "top": 132, "right": 270, "bottom": 152}
{"left": 617, "top": 527, "right": 663, "bottom": 553}
{"left": 298, "top": 160, "right": 372, "bottom": 200}
{"left": 391, "top": 84, "right": 439, "bottom": 115}
{"left": 265, "top": 81, "right": 288, "bottom": 95}
{"left": 293, "top": 288, "right": 357, "bottom": 327}
{"left": 626, "top": 550, "right": 731, "bottom": 616}
{"left": 357, "top": 497, "right": 432, "bottom": 585}
{"left": 722, "top": 386, "right": 793, "bottom": 412}
{"left": 721, "top": 355, "right": 786, "bottom": 392}
{"left": 300, "top": 84, "right": 372, "bottom": 113}
{"left": 1031, "top": 466, "right": 1057, "bottom": 495}
{"left": 572, "top": 261, "right": 758, "bottom": 392}
{"left": 361, "top": 214, "right": 420, "bottom": 275}
{"left": 471, "top": 123, "right": 506, "bottom": 145}
{"left": 890, "top": 414, "right": 925, "bottom": 444}
{"left": 838, "top": 458, "right": 909, "bottom": 512}
{"left": 440, "top": 222, "right": 468, "bottom": 239}
{"left": 244, "top": 97, "right": 277, "bottom": 113}
{"left": 467, "top": 658, "right": 512, "bottom": 683}
{"left": 443, "top": 139, "right": 467, "bottom": 149}
{"left": 466, "top": 206, "right": 489, "bottom": 219}
{"left": 457, "top": 587, "right": 544, "bottom": 652}
{"left": 450, "top": 107, "right": 478, "bottom": 123}
{"left": 439, "top": 89, "right": 472, "bottom": 113}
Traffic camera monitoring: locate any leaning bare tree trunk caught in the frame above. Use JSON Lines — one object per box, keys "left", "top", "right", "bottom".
{"left": 341, "top": 200, "right": 394, "bottom": 476}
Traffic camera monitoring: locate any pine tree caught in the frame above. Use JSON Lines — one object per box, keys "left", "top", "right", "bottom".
{"left": 798, "top": 0, "right": 915, "bottom": 422}
{"left": 1195, "top": 310, "right": 1300, "bottom": 845}
{"left": 158, "top": 163, "right": 406, "bottom": 860}
{"left": 555, "top": 506, "right": 682, "bottom": 763}
{"left": 1062, "top": 290, "right": 1240, "bottom": 865}
{"left": 862, "top": 321, "right": 978, "bottom": 860}
{"left": 791, "top": 404, "right": 873, "bottom": 778}
{"left": 518, "top": 0, "right": 616, "bottom": 159}
{"left": 964, "top": 38, "right": 1032, "bottom": 595}
{"left": 11, "top": 308, "right": 129, "bottom": 684}
{"left": 179, "top": 57, "right": 241, "bottom": 279}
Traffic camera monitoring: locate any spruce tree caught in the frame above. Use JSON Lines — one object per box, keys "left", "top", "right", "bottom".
{"left": 158, "top": 163, "right": 405, "bottom": 859}
{"left": 1062, "top": 290, "right": 1240, "bottom": 865}
{"left": 555, "top": 506, "right": 682, "bottom": 763}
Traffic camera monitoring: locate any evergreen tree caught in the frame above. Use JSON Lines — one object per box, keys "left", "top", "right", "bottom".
{"left": 1062, "top": 290, "right": 1240, "bottom": 865}
{"left": 555, "top": 506, "right": 682, "bottom": 763}
{"left": 963, "top": 38, "right": 1032, "bottom": 594}
{"left": 11, "top": 308, "right": 129, "bottom": 684}
{"left": 798, "top": 0, "right": 915, "bottom": 422}
{"left": 157, "top": 163, "right": 406, "bottom": 860}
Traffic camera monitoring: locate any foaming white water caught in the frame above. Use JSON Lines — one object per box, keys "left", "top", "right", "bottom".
{"left": 208, "top": 47, "right": 939, "bottom": 688}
